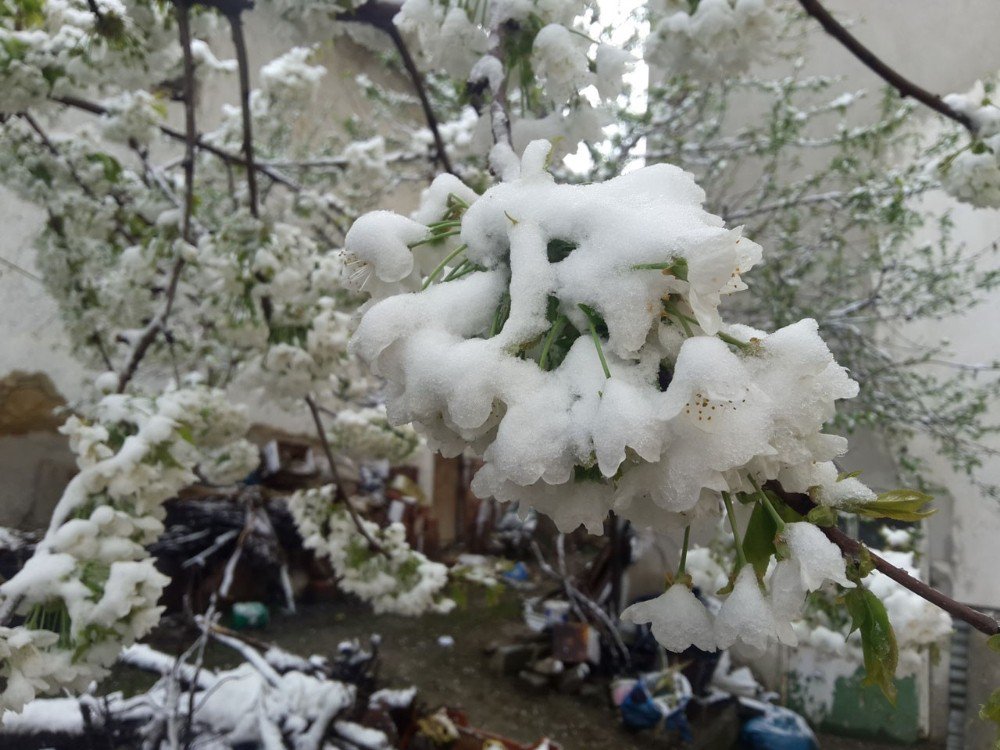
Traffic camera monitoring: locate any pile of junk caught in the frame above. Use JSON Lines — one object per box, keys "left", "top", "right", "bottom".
{"left": 484, "top": 520, "right": 820, "bottom": 750}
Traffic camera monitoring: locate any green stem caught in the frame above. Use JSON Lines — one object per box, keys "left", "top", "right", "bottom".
{"left": 448, "top": 264, "right": 480, "bottom": 281}
{"left": 633, "top": 262, "right": 678, "bottom": 271}
{"left": 422, "top": 244, "right": 467, "bottom": 289}
{"left": 446, "top": 192, "right": 469, "bottom": 210}
{"left": 538, "top": 314, "right": 568, "bottom": 371}
{"left": 750, "top": 477, "right": 786, "bottom": 532}
{"left": 722, "top": 491, "right": 748, "bottom": 568}
{"left": 579, "top": 304, "right": 611, "bottom": 379}
{"left": 717, "top": 330, "right": 753, "bottom": 351}
{"left": 488, "top": 293, "right": 510, "bottom": 337}
{"left": 662, "top": 301, "right": 694, "bottom": 337}
{"left": 411, "top": 229, "right": 461, "bottom": 249}
{"left": 442, "top": 258, "right": 470, "bottom": 282}
{"left": 678, "top": 525, "right": 691, "bottom": 577}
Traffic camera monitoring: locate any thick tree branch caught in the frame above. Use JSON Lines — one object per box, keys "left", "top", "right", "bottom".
{"left": 772, "top": 484, "right": 1000, "bottom": 636}
{"left": 304, "top": 395, "right": 386, "bottom": 555}
{"left": 796, "top": 0, "right": 976, "bottom": 133}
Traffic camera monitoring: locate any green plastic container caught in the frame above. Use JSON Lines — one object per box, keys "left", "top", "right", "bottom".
{"left": 230, "top": 601, "right": 269, "bottom": 630}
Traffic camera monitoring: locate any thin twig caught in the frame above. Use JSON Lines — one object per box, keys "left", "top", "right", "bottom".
{"left": 333, "top": 0, "right": 454, "bottom": 173}
{"left": 116, "top": 0, "right": 196, "bottom": 393}
{"left": 773, "top": 484, "right": 1000, "bottom": 636}
{"left": 796, "top": 0, "right": 976, "bottom": 133}
{"left": 225, "top": 8, "right": 260, "bottom": 216}
{"left": 386, "top": 26, "right": 455, "bottom": 174}
{"left": 304, "top": 395, "right": 386, "bottom": 555}
{"left": 52, "top": 95, "right": 303, "bottom": 192}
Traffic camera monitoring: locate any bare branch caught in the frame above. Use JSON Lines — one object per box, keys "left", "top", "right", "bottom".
{"left": 52, "top": 95, "right": 304, "bottom": 192}
{"left": 116, "top": 0, "right": 197, "bottom": 393}
{"left": 773, "top": 484, "right": 1000, "bottom": 636}
{"left": 225, "top": 8, "right": 260, "bottom": 216}
{"left": 385, "top": 26, "right": 455, "bottom": 174}
{"left": 796, "top": 0, "right": 976, "bottom": 133}
{"left": 484, "top": 25, "right": 513, "bottom": 149}
{"left": 304, "top": 395, "right": 387, "bottom": 555}
{"left": 335, "top": 0, "right": 454, "bottom": 174}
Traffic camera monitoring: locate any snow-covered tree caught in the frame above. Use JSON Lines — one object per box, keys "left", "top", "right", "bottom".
{"left": 2, "top": 0, "right": 999, "bottom": 741}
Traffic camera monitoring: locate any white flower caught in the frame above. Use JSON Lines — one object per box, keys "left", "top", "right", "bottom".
{"left": 645, "top": 0, "right": 779, "bottom": 81}
{"left": 621, "top": 583, "right": 717, "bottom": 652}
{"left": 532, "top": 24, "right": 593, "bottom": 104}
{"left": 595, "top": 44, "right": 635, "bottom": 100}
{"left": 343, "top": 211, "right": 428, "bottom": 301}
{"left": 0, "top": 386, "right": 256, "bottom": 711}
{"left": 714, "top": 564, "right": 781, "bottom": 651}
{"left": 780, "top": 522, "right": 851, "bottom": 591}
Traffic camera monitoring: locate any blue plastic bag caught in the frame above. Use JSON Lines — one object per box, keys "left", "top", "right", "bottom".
{"left": 741, "top": 705, "right": 818, "bottom": 750}
{"left": 619, "top": 679, "right": 693, "bottom": 741}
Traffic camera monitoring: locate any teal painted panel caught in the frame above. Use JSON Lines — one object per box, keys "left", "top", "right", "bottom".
{"left": 788, "top": 667, "right": 920, "bottom": 745}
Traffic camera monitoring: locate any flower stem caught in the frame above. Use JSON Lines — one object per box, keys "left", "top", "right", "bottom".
{"left": 578, "top": 304, "right": 611, "bottom": 379}
{"left": 661, "top": 299, "right": 695, "bottom": 337}
{"left": 538, "top": 314, "right": 568, "bottom": 371}
{"left": 751, "top": 477, "right": 786, "bottom": 532}
{"left": 717, "top": 330, "right": 753, "bottom": 351}
{"left": 678, "top": 525, "right": 691, "bottom": 577}
{"left": 422, "top": 244, "right": 467, "bottom": 289}
{"left": 442, "top": 258, "right": 470, "bottom": 282}
{"left": 722, "top": 491, "right": 748, "bottom": 568}
{"left": 411, "top": 229, "right": 461, "bottom": 248}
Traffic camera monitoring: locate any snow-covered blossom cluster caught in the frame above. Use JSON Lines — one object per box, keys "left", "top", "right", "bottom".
{"left": 0, "top": 0, "right": 187, "bottom": 115}
{"left": 287, "top": 486, "right": 453, "bottom": 615}
{"left": 194, "top": 211, "right": 373, "bottom": 402}
{"left": 327, "top": 405, "right": 420, "bottom": 464}
{"left": 938, "top": 80, "right": 1000, "bottom": 208}
{"left": 351, "top": 140, "right": 863, "bottom": 525}
{"left": 346, "top": 138, "right": 879, "bottom": 652}
{"left": 645, "top": 0, "right": 779, "bottom": 81}
{"left": 391, "top": 0, "right": 634, "bottom": 159}
{"left": 209, "top": 44, "right": 325, "bottom": 150}
{"left": 623, "top": 522, "right": 851, "bottom": 653}
{"left": 0, "top": 387, "right": 258, "bottom": 712}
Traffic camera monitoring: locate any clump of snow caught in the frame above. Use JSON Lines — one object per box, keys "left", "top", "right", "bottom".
{"left": 780, "top": 522, "right": 851, "bottom": 591}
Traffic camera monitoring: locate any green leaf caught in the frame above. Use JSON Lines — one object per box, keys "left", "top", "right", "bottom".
{"left": 988, "top": 634, "right": 1000, "bottom": 654}
{"left": 84, "top": 152, "right": 123, "bottom": 183}
{"left": 742, "top": 503, "right": 778, "bottom": 579}
{"left": 546, "top": 238, "right": 577, "bottom": 264}
{"left": 806, "top": 505, "right": 838, "bottom": 527}
{"left": 845, "top": 489, "right": 936, "bottom": 522}
{"left": 980, "top": 688, "right": 1000, "bottom": 750}
{"left": 844, "top": 587, "right": 899, "bottom": 703}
